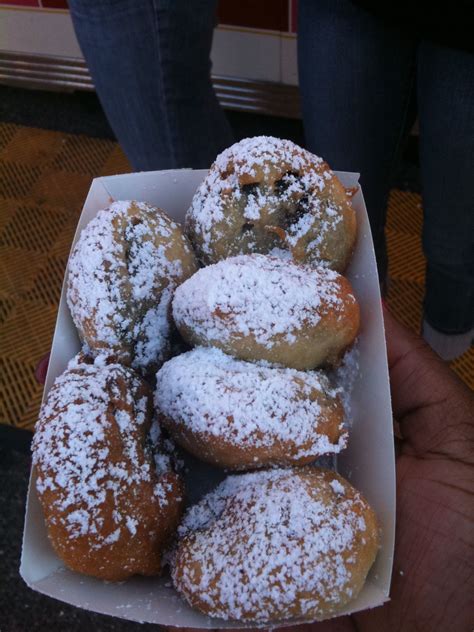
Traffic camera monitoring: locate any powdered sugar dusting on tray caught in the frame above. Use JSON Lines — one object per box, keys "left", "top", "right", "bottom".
{"left": 172, "top": 254, "right": 345, "bottom": 349}
{"left": 32, "top": 354, "right": 172, "bottom": 546}
{"left": 155, "top": 347, "right": 346, "bottom": 457}
{"left": 173, "top": 468, "right": 370, "bottom": 621}
{"left": 332, "top": 344, "right": 360, "bottom": 426}
{"left": 67, "top": 200, "right": 195, "bottom": 373}
{"left": 186, "top": 136, "right": 345, "bottom": 262}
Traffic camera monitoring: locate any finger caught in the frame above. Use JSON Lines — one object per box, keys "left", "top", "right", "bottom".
{"left": 383, "top": 305, "right": 450, "bottom": 417}
{"left": 34, "top": 352, "right": 50, "bottom": 385}
{"left": 383, "top": 306, "right": 474, "bottom": 458}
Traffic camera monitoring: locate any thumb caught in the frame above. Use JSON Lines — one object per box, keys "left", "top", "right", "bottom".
{"left": 383, "top": 306, "right": 474, "bottom": 459}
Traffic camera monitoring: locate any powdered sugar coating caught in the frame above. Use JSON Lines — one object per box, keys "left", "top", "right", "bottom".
{"left": 332, "top": 344, "right": 360, "bottom": 427}
{"left": 173, "top": 254, "right": 356, "bottom": 366}
{"left": 67, "top": 200, "right": 197, "bottom": 374}
{"left": 155, "top": 347, "right": 346, "bottom": 467}
{"left": 173, "top": 254, "right": 342, "bottom": 348}
{"left": 172, "top": 467, "right": 379, "bottom": 622}
{"left": 32, "top": 354, "right": 175, "bottom": 549}
{"left": 185, "top": 136, "right": 356, "bottom": 271}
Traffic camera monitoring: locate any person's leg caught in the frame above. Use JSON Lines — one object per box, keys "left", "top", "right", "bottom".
{"left": 69, "top": 0, "right": 233, "bottom": 170}
{"left": 417, "top": 41, "right": 474, "bottom": 359}
{"left": 298, "top": 0, "right": 417, "bottom": 280}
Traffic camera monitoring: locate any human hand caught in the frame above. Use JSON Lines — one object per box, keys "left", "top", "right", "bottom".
{"left": 353, "top": 306, "right": 474, "bottom": 631}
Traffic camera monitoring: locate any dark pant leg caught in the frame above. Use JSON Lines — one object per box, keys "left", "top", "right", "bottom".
{"left": 418, "top": 41, "right": 474, "bottom": 333}
{"left": 69, "top": 0, "right": 233, "bottom": 170}
{"left": 297, "top": 0, "right": 417, "bottom": 277}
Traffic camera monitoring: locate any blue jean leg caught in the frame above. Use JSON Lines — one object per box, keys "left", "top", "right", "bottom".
{"left": 297, "top": 0, "right": 417, "bottom": 278}
{"left": 418, "top": 42, "right": 474, "bottom": 333}
{"left": 69, "top": 0, "right": 233, "bottom": 170}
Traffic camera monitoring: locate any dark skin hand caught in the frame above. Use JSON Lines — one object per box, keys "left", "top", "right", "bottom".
{"left": 173, "top": 308, "right": 474, "bottom": 632}
{"left": 353, "top": 308, "right": 474, "bottom": 631}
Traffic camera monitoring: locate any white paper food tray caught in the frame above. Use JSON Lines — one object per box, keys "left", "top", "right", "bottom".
{"left": 20, "top": 168, "right": 396, "bottom": 627}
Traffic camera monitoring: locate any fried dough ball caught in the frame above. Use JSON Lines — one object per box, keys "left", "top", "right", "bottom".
{"left": 67, "top": 200, "right": 197, "bottom": 375}
{"left": 172, "top": 254, "right": 360, "bottom": 369}
{"left": 185, "top": 136, "right": 356, "bottom": 272}
{"left": 172, "top": 467, "right": 380, "bottom": 622}
{"left": 155, "top": 347, "right": 346, "bottom": 469}
{"left": 32, "top": 354, "right": 184, "bottom": 581}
